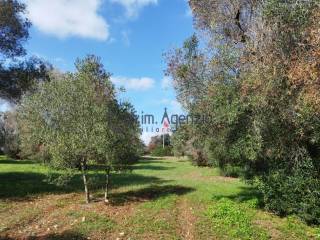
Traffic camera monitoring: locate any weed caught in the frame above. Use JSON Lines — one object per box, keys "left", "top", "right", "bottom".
{"left": 206, "top": 198, "right": 268, "bottom": 240}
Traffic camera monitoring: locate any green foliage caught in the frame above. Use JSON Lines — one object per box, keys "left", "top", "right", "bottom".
{"left": 0, "top": 111, "right": 19, "bottom": 158}
{"left": 206, "top": 198, "right": 268, "bottom": 240}
{"left": 0, "top": 1, "right": 51, "bottom": 102}
{"left": 17, "top": 55, "right": 141, "bottom": 202}
{"left": 148, "top": 134, "right": 171, "bottom": 151}
{"left": 148, "top": 134, "right": 173, "bottom": 157}
{"left": 168, "top": 0, "right": 320, "bottom": 224}
{"left": 172, "top": 125, "right": 216, "bottom": 166}
{"left": 257, "top": 160, "right": 320, "bottom": 225}
{"left": 171, "top": 125, "right": 191, "bottom": 157}
{"left": 0, "top": 0, "right": 30, "bottom": 58}
{"left": 45, "top": 169, "right": 77, "bottom": 187}
{"left": 220, "top": 164, "right": 244, "bottom": 178}
{"left": 150, "top": 145, "right": 173, "bottom": 157}
{"left": 0, "top": 57, "right": 51, "bottom": 102}
{"left": 19, "top": 55, "right": 140, "bottom": 169}
{"left": 19, "top": 56, "right": 112, "bottom": 169}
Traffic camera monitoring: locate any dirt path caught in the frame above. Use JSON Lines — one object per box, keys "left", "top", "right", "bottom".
{"left": 176, "top": 197, "right": 197, "bottom": 240}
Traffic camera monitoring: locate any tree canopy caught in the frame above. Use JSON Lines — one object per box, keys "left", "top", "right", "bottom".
{"left": 18, "top": 55, "right": 142, "bottom": 203}
{"left": 0, "top": 0, "right": 30, "bottom": 58}
{"left": 168, "top": 0, "right": 320, "bottom": 224}
{"left": 0, "top": 0, "right": 51, "bottom": 103}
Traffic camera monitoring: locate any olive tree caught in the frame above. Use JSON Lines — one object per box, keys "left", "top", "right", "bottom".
{"left": 101, "top": 101, "right": 142, "bottom": 203}
{"left": 0, "top": 0, "right": 50, "bottom": 102}
{"left": 0, "top": 111, "right": 19, "bottom": 157}
{"left": 168, "top": 0, "right": 320, "bottom": 223}
{"left": 18, "top": 55, "right": 140, "bottom": 203}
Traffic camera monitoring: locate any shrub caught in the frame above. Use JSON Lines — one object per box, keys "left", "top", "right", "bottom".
{"left": 220, "top": 164, "right": 244, "bottom": 178}
{"left": 151, "top": 145, "right": 173, "bottom": 157}
{"left": 187, "top": 148, "right": 209, "bottom": 167}
{"left": 258, "top": 166, "right": 320, "bottom": 225}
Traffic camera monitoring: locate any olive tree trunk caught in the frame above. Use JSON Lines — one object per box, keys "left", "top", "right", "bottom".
{"left": 81, "top": 160, "right": 90, "bottom": 204}
{"left": 104, "top": 166, "right": 111, "bottom": 204}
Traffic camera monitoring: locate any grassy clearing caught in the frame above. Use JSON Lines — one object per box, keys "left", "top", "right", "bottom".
{"left": 0, "top": 155, "right": 319, "bottom": 239}
{"left": 67, "top": 211, "right": 115, "bottom": 235}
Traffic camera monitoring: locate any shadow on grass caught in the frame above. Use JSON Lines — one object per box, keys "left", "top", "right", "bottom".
{"left": 0, "top": 159, "right": 36, "bottom": 165}
{"left": 88, "top": 164, "right": 174, "bottom": 171}
{"left": 0, "top": 230, "right": 86, "bottom": 240}
{"left": 110, "top": 173, "right": 168, "bottom": 188}
{"left": 109, "top": 184, "right": 195, "bottom": 206}
{"left": 140, "top": 156, "right": 163, "bottom": 160}
{"left": 140, "top": 156, "right": 174, "bottom": 164}
{"left": 140, "top": 160, "right": 175, "bottom": 165}
{"left": 212, "top": 186, "right": 264, "bottom": 208}
{"left": 0, "top": 171, "right": 167, "bottom": 200}
{"left": 131, "top": 164, "right": 175, "bottom": 171}
{"left": 38, "top": 231, "right": 87, "bottom": 240}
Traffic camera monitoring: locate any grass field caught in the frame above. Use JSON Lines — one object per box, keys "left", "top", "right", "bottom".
{"left": 0, "top": 155, "right": 319, "bottom": 240}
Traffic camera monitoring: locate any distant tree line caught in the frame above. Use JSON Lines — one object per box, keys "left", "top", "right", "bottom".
{"left": 147, "top": 134, "right": 173, "bottom": 157}
{"left": 168, "top": 0, "right": 320, "bottom": 224}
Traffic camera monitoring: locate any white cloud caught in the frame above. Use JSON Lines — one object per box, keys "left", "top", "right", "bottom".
{"left": 25, "top": 0, "right": 109, "bottom": 40}
{"left": 159, "top": 98, "right": 183, "bottom": 114}
{"left": 111, "top": 0, "right": 158, "bottom": 18}
{"left": 111, "top": 76, "right": 155, "bottom": 91}
{"left": 161, "top": 76, "right": 172, "bottom": 90}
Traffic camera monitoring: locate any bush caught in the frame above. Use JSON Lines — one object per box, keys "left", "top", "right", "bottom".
{"left": 220, "top": 164, "right": 244, "bottom": 178}
{"left": 259, "top": 175, "right": 320, "bottom": 225}
{"left": 257, "top": 160, "right": 320, "bottom": 224}
{"left": 150, "top": 145, "right": 173, "bottom": 157}
{"left": 187, "top": 148, "right": 209, "bottom": 167}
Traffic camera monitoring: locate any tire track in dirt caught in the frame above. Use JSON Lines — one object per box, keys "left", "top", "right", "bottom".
{"left": 176, "top": 197, "right": 196, "bottom": 240}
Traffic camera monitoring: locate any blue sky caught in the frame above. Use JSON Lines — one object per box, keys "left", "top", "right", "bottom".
{"left": 3, "top": 0, "right": 194, "bottom": 143}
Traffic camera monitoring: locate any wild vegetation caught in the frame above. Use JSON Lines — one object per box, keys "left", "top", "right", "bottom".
{"left": 168, "top": 0, "right": 320, "bottom": 224}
